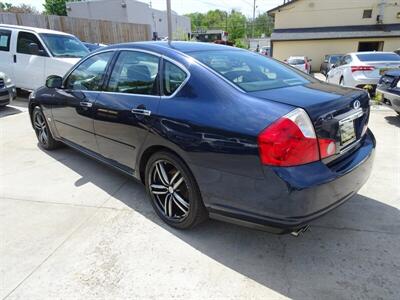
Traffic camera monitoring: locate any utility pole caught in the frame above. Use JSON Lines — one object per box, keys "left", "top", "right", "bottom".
{"left": 166, "top": 0, "right": 172, "bottom": 44}
{"left": 252, "top": 0, "right": 256, "bottom": 38}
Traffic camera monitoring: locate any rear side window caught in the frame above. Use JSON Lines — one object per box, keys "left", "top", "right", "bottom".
{"left": 163, "top": 60, "right": 187, "bottom": 96}
{"left": 0, "top": 29, "right": 11, "bottom": 52}
{"left": 17, "top": 31, "right": 47, "bottom": 55}
{"left": 66, "top": 51, "right": 114, "bottom": 91}
{"left": 107, "top": 51, "right": 160, "bottom": 95}
{"left": 189, "top": 50, "right": 309, "bottom": 92}
{"left": 357, "top": 53, "right": 400, "bottom": 62}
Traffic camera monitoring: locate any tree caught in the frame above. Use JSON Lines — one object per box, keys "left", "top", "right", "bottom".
{"left": 0, "top": 2, "right": 38, "bottom": 13}
{"left": 43, "top": 0, "right": 67, "bottom": 16}
{"left": 186, "top": 9, "right": 273, "bottom": 40}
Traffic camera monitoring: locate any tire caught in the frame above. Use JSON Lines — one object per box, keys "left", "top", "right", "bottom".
{"left": 32, "top": 106, "right": 61, "bottom": 150}
{"left": 339, "top": 77, "right": 344, "bottom": 86}
{"left": 145, "top": 151, "right": 208, "bottom": 229}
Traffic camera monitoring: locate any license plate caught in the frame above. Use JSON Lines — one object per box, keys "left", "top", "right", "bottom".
{"left": 340, "top": 120, "right": 356, "bottom": 146}
{"left": 380, "top": 68, "right": 395, "bottom": 75}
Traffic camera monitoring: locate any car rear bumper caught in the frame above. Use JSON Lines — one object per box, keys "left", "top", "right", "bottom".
{"left": 205, "top": 129, "right": 376, "bottom": 234}
{"left": 0, "top": 85, "right": 16, "bottom": 106}
{"left": 377, "top": 88, "right": 400, "bottom": 112}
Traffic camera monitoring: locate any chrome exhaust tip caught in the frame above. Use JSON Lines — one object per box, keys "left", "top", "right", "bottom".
{"left": 290, "top": 225, "right": 310, "bottom": 237}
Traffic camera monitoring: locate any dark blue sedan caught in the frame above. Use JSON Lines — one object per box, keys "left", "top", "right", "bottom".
{"left": 28, "top": 42, "right": 375, "bottom": 234}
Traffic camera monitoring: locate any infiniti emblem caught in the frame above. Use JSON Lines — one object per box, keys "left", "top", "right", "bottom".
{"left": 353, "top": 100, "right": 361, "bottom": 109}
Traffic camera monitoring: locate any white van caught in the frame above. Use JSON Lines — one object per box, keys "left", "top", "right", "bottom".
{"left": 0, "top": 25, "right": 89, "bottom": 90}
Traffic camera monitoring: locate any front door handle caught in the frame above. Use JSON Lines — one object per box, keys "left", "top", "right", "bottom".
{"left": 80, "top": 102, "right": 93, "bottom": 108}
{"left": 131, "top": 108, "right": 151, "bottom": 116}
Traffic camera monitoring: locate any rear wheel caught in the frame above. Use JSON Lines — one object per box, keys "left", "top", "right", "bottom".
{"left": 339, "top": 77, "right": 344, "bottom": 86}
{"left": 32, "top": 106, "right": 61, "bottom": 150}
{"left": 145, "top": 151, "right": 207, "bottom": 229}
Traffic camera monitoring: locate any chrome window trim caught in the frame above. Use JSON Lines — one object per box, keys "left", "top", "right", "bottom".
{"left": 61, "top": 47, "right": 191, "bottom": 99}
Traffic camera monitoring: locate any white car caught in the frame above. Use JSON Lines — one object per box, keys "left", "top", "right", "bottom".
{"left": 0, "top": 25, "right": 89, "bottom": 91}
{"left": 285, "top": 56, "right": 312, "bottom": 74}
{"left": 326, "top": 52, "right": 400, "bottom": 89}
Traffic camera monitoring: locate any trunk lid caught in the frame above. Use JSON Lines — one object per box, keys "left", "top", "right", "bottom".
{"left": 249, "top": 81, "right": 370, "bottom": 163}
{"left": 361, "top": 61, "right": 400, "bottom": 79}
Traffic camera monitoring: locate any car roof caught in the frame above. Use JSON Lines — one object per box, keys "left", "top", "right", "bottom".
{"left": 288, "top": 56, "right": 306, "bottom": 59}
{"left": 348, "top": 51, "right": 397, "bottom": 56}
{"left": 103, "top": 41, "right": 243, "bottom": 55}
{"left": 0, "top": 24, "right": 73, "bottom": 36}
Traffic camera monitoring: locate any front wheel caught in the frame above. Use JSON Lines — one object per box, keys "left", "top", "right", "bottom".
{"left": 145, "top": 151, "right": 208, "bottom": 229}
{"left": 32, "top": 106, "right": 61, "bottom": 150}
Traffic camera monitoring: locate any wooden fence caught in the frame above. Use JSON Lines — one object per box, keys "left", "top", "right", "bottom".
{"left": 0, "top": 12, "right": 151, "bottom": 44}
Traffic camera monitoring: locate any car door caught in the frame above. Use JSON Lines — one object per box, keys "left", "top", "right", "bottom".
{"left": 93, "top": 50, "right": 161, "bottom": 170}
{"left": 14, "top": 31, "right": 48, "bottom": 89}
{"left": 0, "top": 28, "right": 14, "bottom": 80}
{"left": 51, "top": 51, "right": 115, "bottom": 153}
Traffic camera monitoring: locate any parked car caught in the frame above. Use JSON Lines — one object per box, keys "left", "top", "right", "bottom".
{"left": 285, "top": 56, "right": 312, "bottom": 74}
{"left": 377, "top": 69, "right": 400, "bottom": 115}
{"left": 0, "top": 25, "right": 89, "bottom": 91}
{"left": 394, "top": 49, "right": 400, "bottom": 56}
{"left": 0, "top": 72, "right": 16, "bottom": 107}
{"left": 326, "top": 52, "right": 400, "bottom": 91}
{"left": 83, "top": 42, "right": 107, "bottom": 52}
{"left": 320, "top": 54, "right": 343, "bottom": 76}
{"left": 259, "top": 46, "right": 271, "bottom": 57}
{"left": 29, "top": 42, "right": 375, "bottom": 234}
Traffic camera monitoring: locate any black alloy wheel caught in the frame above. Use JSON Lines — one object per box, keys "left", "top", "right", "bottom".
{"left": 32, "top": 106, "right": 60, "bottom": 150}
{"left": 145, "top": 151, "right": 207, "bottom": 229}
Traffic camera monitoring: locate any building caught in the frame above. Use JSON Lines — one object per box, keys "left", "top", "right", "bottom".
{"left": 66, "top": 0, "right": 191, "bottom": 40}
{"left": 268, "top": 0, "right": 400, "bottom": 71}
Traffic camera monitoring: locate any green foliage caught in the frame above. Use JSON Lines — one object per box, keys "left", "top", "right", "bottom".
{"left": 234, "top": 39, "right": 248, "bottom": 49}
{"left": 0, "top": 2, "right": 38, "bottom": 13}
{"left": 43, "top": 0, "right": 67, "bottom": 16}
{"left": 186, "top": 9, "right": 274, "bottom": 40}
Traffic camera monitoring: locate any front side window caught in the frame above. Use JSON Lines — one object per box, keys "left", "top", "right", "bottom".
{"left": 65, "top": 52, "right": 113, "bottom": 91}
{"left": 0, "top": 29, "right": 11, "bottom": 52}
{"left": 107, "top": 51, "right": 160, "bottom": 95}
{"left": 40, "top": 33, "right": 89, "bottom": 58}
{"left": 189, "top": 50, "right": 309, "bottom": 92}
{"left": 163, "top": 60, "right": 187, "bottom": 96}
{"left": 17, "top": 31, "right": 47, "bottom": 56}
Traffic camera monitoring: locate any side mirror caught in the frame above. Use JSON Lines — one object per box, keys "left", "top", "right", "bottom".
{"left": 46, "top": 75, "right": 63, "bottom": 89}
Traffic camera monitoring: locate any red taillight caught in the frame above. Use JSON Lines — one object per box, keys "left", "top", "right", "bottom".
{"left": 258, "top": 108, "right": 336, "bottom": 167}
{"left": 318, "top": 138, "right": 336, "bottom": 159}
{"left": 258, "top": 108, "right": 319, "bottom": 166}
{"left": 351, "top": 66, "right": 375, "bottom": 72}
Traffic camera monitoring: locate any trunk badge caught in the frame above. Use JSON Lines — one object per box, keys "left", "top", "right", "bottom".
{"left": 353, "top": 100, "right": 361, "bottom": 109}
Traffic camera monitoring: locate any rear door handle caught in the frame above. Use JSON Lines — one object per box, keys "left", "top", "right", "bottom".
{"left": 131, "top": 108, "right": 151, "bottom": 116}
{"left": 80, "top": 102, "right": 93, "bottom": 108}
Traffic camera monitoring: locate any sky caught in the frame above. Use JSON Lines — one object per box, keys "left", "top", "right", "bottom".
{"left": 10, "top": 0, "right": 285, "bottom": 17}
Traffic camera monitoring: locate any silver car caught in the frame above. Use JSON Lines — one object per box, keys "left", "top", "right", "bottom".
{"left": 0, "top": 72, "right": 16, "bottom": 107}
{"left": 326, "top": 52, "right": 400, "bottom": 89}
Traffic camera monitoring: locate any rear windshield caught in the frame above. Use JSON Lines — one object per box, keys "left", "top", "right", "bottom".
{"left": 329, "top": 55, "right": 342, "bottom": 64}
{"left": 356, "top": 53, "right": 400, "bottom": 62}
{"left": 189, "top": 50, "right": 310, "bottom": 92}
{"left": 287, "top": 58, "right": 305, "bottom": 64}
